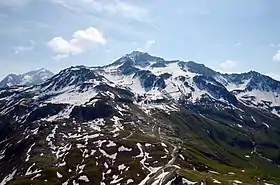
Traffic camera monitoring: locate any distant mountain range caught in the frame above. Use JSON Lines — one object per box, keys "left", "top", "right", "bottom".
{"left": 0, "top": 68, "right": 54, "bottom": 88}
{"left": 103, "top": 51, "right": 280, "bottom": 116}
{"left": 0, "top": 51, "right": 280, "bottom": 184}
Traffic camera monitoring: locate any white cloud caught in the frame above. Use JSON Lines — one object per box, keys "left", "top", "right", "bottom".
{"left": 50, "top": 0, "right": 149, "bottom": 22}
{"left": 47, "top": 27, "right": 106, "bottom": 60}
{"left": 145, "top": 40, "right": 156, "bottom": 50}
{"left": 0, "top": 0, "right": 32, "bottom": 7}
{"left": 52, "top": 54, "right": 69, "bottom": 61}
{"left": 0, "top": 0, "right": 150, "bottom": 22}
{"left": 136, "top": 40, "right": 156, "bottom": 52}
{"left": 236, "top": 42, "right": 241, "bottom": 47}
{"left": 266, "top": 72, "right": 280, "bottom": 81}
{"left": 270, "top": 43, "right": 280, "bottom": 48}
{"left": 13, "top": 40, "right": 35, "bottom": 54}
{"left": 220, "top": 60, "right": 238, "bottom": 71}
{"left": 105, "top": 0, "right": 149, "bottom": 22}
{"left": 272, "top": 50, "right": 280, "bottom": 61}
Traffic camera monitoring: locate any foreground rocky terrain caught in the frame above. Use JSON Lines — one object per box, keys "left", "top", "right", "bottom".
{"left": 0, "top": 51, "right": 280, "bottom": 185}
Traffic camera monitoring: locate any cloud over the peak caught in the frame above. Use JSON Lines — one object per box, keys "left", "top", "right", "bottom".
{"left": 272, "top": 50, "right": 280, "bottom": 61}
{"left": 47, "top": 27, "right": 106, "bottom": 60}
{"left": 145, "top": 40, "right": 156, "bottom": 50}
{"left": 220, "top": 60, "right": 238, "bottom": 72}
{"left": 136, "top": 40, "right": 156, "bottom": 52}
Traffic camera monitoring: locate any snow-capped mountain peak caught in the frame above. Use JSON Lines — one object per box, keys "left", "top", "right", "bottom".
{"left": 39, "top": 65, "right": 110, "bottom": 92}
{"left": 110, "top": 51, "right": 165, "bottom": 68}
{"left": 102, "top": 52, "right": 280, "bottom": 116}
{"left": 0, "top": 74, "right": 22, "bottom": 87}
{"left": 0, "top": 68, "right": 54, "bottom": 88}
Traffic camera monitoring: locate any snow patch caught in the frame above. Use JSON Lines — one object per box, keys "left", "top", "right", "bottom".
{"left": 0, "top": 170, "right": 17, "bottom": 185}
{"left": 213, "top": 179, "right": 221, "bottom": 184}
{"left": 111, "top": 116, "right": 124, "bottom": 133}
{"left": 145, "top": 143, "right": 151, "bottom": 147}
{"left": 127, "top": 179, "right": 134, "bottom": 184}
{"left": 99, "top": 149, "right": 117, "bottom": 161}
{"left": 57, "top": 172, "right": 63, "bottom": 178}
{"left": 78, "top": 175, "right": 89, "bottom": 182}
{"left": 106, "top": 141, "right": 117, "bottom": 147}
{"left": 233, "top": 180, "right": 243, "bottom": 184}
{"left": 118, "top": 164, "right": 126, "bottom": 171}
{"left": 47, "top": 90, "right": 98, "bottom": 105}
{"left": 118, "top": 146, "right": 132, "bottom": 152}
{"left": 110, "top": 175, "right": 123, "bottom": 184}
{"left": 262, "top": 122, "right": 270, "bottom": 128}
{"left": 251, "top": 116, "right": 256, "bottom": 123}
{"left": 25, "top": 142, "right": 36, "bottom": 162}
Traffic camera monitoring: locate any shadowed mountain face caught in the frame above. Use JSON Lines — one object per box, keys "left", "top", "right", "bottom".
{"left": 0, "top": 68, "right": 54, "bottom": 88}
{"left": 0, "top": 51, "right": 280, "bottom": 185}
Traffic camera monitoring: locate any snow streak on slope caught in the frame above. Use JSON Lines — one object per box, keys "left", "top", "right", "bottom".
{"left": 237, "top": 90, "right": 280, "bottom": 107}
{"left": 226, "top": 79, "right": 251, "bottom": 91}
{"left": 100, "top": 61, "right": 214, "bottom": 103}
{"left": 142, "top": 62, "right": 197, "bottom": 78}
{"left": 47, "top": 90, "right": 98, "bottom": 105}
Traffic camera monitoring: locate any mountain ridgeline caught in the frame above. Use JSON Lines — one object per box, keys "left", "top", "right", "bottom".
{"left": 0, "top": 68, "right": 54, "bottom": 88}
{"left": 0, "top": 51, "right": 280, "bottom": 185}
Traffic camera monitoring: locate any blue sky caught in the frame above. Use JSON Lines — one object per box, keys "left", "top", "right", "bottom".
{"left": 1, "top": 0, "right": 280, "bottom": 80}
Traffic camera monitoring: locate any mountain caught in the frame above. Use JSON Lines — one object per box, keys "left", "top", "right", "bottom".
{"left": 103, "top": 51, "right": 280, "bottom": 116}
{"left": 0, "top": 51, "right": 280, "bottom": 185}
{"left": 0, "top": 68, "right": 54, "bottom": 88}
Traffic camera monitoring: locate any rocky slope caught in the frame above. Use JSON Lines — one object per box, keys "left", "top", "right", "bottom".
{"left": 0, "top": 68, "right": 54, "bottom": 88}
{"left": 0, "top": 51, "right": 280, "bottom": 185}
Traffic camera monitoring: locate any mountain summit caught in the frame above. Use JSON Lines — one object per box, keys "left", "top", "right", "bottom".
{"left": 104, "top": 51, "right": 280, "bottom": 113}
{"left": 0, "top": 52, "right": 280, "bottom": 184}
{"left": 0, "top": 68, "right": 54, "bottom": 88}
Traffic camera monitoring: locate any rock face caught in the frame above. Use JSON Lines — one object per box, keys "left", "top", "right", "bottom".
{"left": 0, "top": 51, "right": 280, "bottom": 184}
{"left": 0, "top": 68, "right": 54, "bottom": 88}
